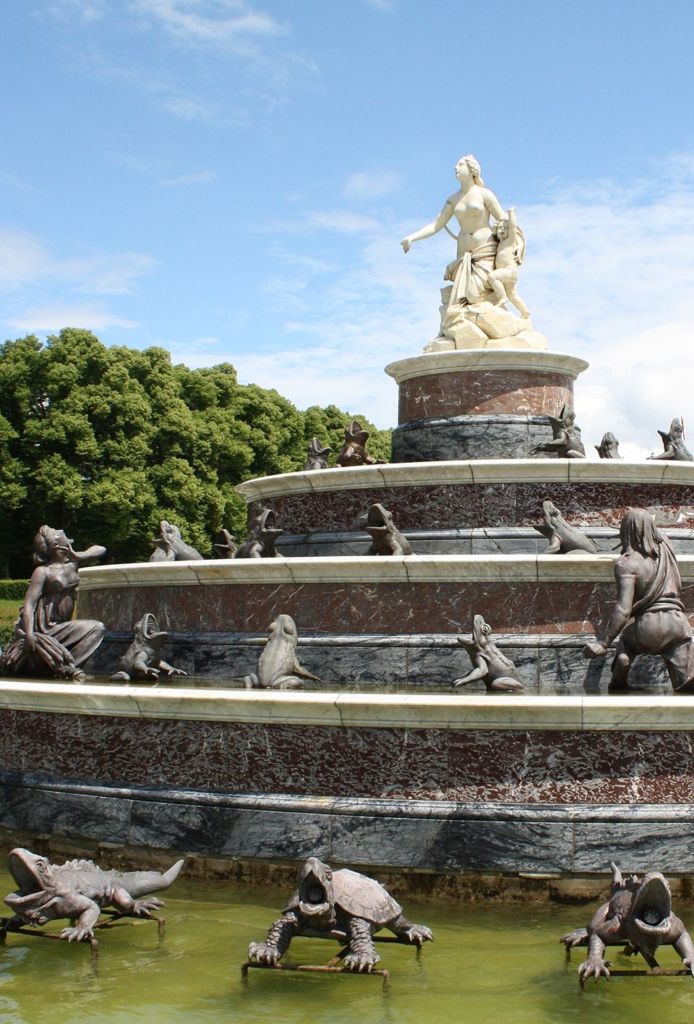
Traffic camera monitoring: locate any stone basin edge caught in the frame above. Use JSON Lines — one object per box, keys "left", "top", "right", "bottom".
{"left": 2, "top": 679, "right": 694, "bottom": 731}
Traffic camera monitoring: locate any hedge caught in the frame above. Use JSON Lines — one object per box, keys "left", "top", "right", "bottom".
{"left": 0, "top": 581, "right": 28, "bottom": 600}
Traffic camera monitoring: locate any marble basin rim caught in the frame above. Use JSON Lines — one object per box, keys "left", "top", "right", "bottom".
{"left": 3, "top": 678, "right": 694, "bottom": 731}
{"left": 235, "top": 458, "right": 694, "bottom": 503}
{"left": 384, "top": 349, "right": 590, "bottom": 383}
{"left": 77, "top": 551, "right": 632, "bottom": 591}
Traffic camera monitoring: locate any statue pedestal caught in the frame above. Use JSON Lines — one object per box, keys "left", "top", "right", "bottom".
{"left": 385, "top": 349, "right": 588, "bottom": 462}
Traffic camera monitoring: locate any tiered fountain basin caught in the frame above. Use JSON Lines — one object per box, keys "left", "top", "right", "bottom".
{"left": 78, "top": 549, "right": 692, "bottom": 693}
{"left": 2, "top": 681, "right": 694, "bottom": 876}
{"left": 236, "top": 459, "right": 694, "bottom": 557}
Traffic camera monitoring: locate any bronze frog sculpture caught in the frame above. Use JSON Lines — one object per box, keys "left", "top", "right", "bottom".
{"left": 453, "top": 614, "right": 524, "bottom": 692}
{"left": 248, "top": 857, "right": 433, "bottom": 972}
{"left": 110, "top": 612, "right": 187, "bottom": 682}
{"left": 365, "top": 503, "right": 412, "bottom": 556}
{"left": 561, "top": 862, "right": 694, "bottom": 984}
{"left": 244, "top": 614, "right": 321, "bottom": 690}
{"left": 534, "top": 499, "right": 597, "bottom": 554}
{"left": 236, "top": 507, "right": 283, "bottom": 559}
{"left": 3, "top": 848, "right": 184, "bottom": 942}
{"left": 149, "top": 520, "right": 203, "bottom": 562}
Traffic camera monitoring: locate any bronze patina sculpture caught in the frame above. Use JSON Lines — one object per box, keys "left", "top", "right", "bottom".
{"left": 595, "top": 432, "right": 621, "bottom": 459}
{"left": 583, "top": 508, "right": 694, "bottom": 693}
{"left": 213, "top": 528, "right": 237, "bottom": 559}
{"left": 304, "top": 437, "right": 332, "bottom": 470}
{"left": 648, "top": 417, "right": 693, "bottom": 461}
{"left": 453, "top": 614, "right": 524, "bottom": 692}
{"left": 110, "top": 612, "right": 187, "bottom": 682}
{"left": 336, "top": 420, "right": 382, "bottom": 467}
{"left": 149, "top": 520, "right": 203, "bottom": 561}
{"left": 560, "top": 862, "right": 694, "bottom": 984}
{"left": 244, "top": 614, "right": 321, "bottom": 689}
{"left": 534, "top": 499, "right": 597, "bottom": 554}
{"left": 3, "top": 847, "right": 184, "bottom": 942}
{"left": 534, "top": 405, "right": 585, "bottom": 459}
{"left": 0, "top": 526, "right": 105, "bottom": 681}
{"left": 248, "top": 857, "right": 433, "bottom": 973}
{"left": 236, "top": 507, "right": 283, "bottom": 558}
{"left": 365, "top": 503, "right": 412, "bottom": 555}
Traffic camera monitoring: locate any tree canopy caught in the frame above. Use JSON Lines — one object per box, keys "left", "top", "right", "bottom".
{"left": 0, "top": 329, "right": 392, "bottom": 576}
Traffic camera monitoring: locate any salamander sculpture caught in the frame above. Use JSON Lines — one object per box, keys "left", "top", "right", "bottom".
{"left": 365, "top": 503, "right": 412, "bottom": 556}
{"left": 560, "top": 862, "right": 694, "bottom": 984}
{"left": 534, "top": 499, "right": 597, "bottom": 554}
{"left": 110, "top": 612, "right": 187, "bottom": 682}
{"left": 248, "top": 857, "right": 433, "bottom": 973}
{"left": 244, "top": 614, "right": 321, "bottom": 690}
{"left": 3, "top": 848, "right": 184, "bottom": 942}
{"left": 453, "top": 614, "right": 524, "bottom": 692}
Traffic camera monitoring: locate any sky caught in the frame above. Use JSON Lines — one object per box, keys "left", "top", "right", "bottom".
{"left": 2, "top": 0, "right": 694, "bottom": 458}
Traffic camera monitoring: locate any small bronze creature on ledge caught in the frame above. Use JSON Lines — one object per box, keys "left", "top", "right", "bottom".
{"left": 213, "top": 528, "right": 237, "bottom": 559}
{"left": 648, "top": 417, "right": 693, "bottom": 461}
{"left": 336, "top": 420, "right": 385, "bottom": 467}
{"left": 150, "top": 520, "right": 203, "bottom": 561}
{"left": 236, "top": 506, "right": 283, "bottom": 558}
{"left": 595, "top": 432, "right": 621, "bottom": 459}
{"left": 0, "top": 526, "right": 105, "bottom": 681}
{"left": 534, "top": 405, "right": 585, "bottom": 459}
{"left": 3, "top": 848, "right": 184, "bottom": 943}
{"left": 365, "top": 503, "right": 412, "bottom": 555}
{"left": 244, "top": 614, "right": 321, "bottom": 689}
{"left": 534, "top": 499, "right": 597, "bottom": 554}
{"left": 248, "top": 857, "right": 433, "bottom": 973}
{"left": 453, "top": 614, "right": 524, "bottom": 692}
{"left": 110, "top": 612, "right": 187, "bottom": 682}
{"left": 583, "top": 508, "right": 694, "bottom": 693}
{"left": 304, "top": 437, "right": 332, "bottom": 470}
{"left": 560, "top": 862, "right": 694, "bottom": 984}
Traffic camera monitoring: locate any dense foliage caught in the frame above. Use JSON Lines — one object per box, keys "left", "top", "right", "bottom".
{"left": 0, "top": 329, "right": 391, "bottom": 576}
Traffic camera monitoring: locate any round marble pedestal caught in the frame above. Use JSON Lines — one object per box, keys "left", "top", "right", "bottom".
{"left": 385, "top": 350, "right": 589, "bottom": 462}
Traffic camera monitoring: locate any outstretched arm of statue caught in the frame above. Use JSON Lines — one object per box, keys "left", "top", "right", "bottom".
{"left": 73, "top": 544, "right": 107, "bottom": 565}
{"left": 401, "top": 198, "right": 455, "bottom": 252}
{"left": 584, "top": 569, "right": 636, "bottom": 657}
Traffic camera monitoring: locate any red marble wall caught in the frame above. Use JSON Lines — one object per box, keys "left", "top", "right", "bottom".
{"left": 79, "top": 579, "right": 623, "bottom": 635}
{"left": 398, "top": 370, "right": 573, "bottom": 423}
{"left": 268, "top": 481, "right": 694, "bottom": 535}
{"left": 1, "top": 708, "right": 692, "bottom": 805}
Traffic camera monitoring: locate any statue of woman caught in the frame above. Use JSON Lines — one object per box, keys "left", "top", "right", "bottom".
{"left": 401, "top": 154, "right": 506, "bottom": 305}
{"left": 0, "top": 526, "right": 106, "bottom": 681}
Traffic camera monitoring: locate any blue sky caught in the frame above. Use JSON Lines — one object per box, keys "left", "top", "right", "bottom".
{"left": 3, "top": 0, "right": 694, "bottom": 456}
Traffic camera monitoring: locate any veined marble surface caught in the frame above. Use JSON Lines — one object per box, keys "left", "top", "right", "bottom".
{"left": 2, "top": 680, "right": 694, "bottom": 730}
{"left": 235, "top": 458, "right": 694, "bottom": 502}
{"left": 384, "top": 349, "right": 589, "bottom": 384}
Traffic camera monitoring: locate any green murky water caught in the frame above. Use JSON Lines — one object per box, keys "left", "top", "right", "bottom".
{"left": 1, "top": 872, "right": 694, "bottom": 1024}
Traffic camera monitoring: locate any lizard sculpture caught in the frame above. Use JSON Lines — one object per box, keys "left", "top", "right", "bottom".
{"left": 3, "top": 847, "right": 184, "bottom": 942}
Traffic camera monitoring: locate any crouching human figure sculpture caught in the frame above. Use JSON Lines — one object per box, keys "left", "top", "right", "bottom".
{"left": 0, "top": 526, "right": 105, "bottom": 681}
{"left": 248, "top": 857, "right": 433, "bottom": 973}
{"left": 583, "top": 508, "right": 694, "bottom": 693}
{"left": 560, "top": 861, "right": 694, "bottom": 985}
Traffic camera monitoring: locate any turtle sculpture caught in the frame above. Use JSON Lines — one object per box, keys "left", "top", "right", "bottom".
{"left": 248, "top": 857, "right": 434, "bottom": 972}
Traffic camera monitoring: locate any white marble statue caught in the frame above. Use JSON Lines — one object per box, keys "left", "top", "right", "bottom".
{"left": 401, "top": 155, "right": 546, "bottom": 352}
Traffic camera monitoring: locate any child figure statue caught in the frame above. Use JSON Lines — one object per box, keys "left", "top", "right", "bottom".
{"left": 487, "top": 208, "right": 530, "bottom": 317}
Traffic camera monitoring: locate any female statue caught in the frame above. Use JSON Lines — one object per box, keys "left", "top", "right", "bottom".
{"left": 401, "top": 154, "right": 506, "bottom": 305}
{"left": 0, "top": 526, "right": 105, "bottom": 681}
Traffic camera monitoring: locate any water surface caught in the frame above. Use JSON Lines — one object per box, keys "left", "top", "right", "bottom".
{"left": 1, "top": 872, "right": 693, "bottom": 1024}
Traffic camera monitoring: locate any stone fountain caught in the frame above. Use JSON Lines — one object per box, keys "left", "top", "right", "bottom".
{"left": 2, "top": 155, "right": 694, "bottom": 887}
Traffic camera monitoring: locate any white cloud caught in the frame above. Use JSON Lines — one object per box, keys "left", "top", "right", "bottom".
{"left": 159, "top": 169, "right": 217, "bottom": 186}
{"left": 0, "top": 229, "right": 52, "bottom": 289}
{"left": 8, "top": 304, "right": 137, "bottom": 332}
{"left": 343, "top": 169, "right": 400, "bottom": 200}
{"left": 308, "top": 211, "right": 382, "bottom": 234}
{"left": 0, "top": 173, "right": 40, "bottom": 194}
{"left": 130, "top": 0, "right": 285, "bottom": 49}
